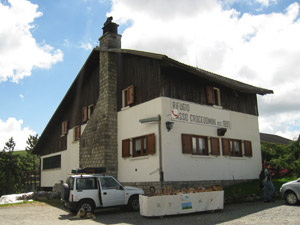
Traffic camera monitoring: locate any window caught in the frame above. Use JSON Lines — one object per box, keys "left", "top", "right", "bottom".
{"left": 210, "top": 137, "right": 220, "bottom": 156}
{"left": 82, "top": 107, "right": 88, "bottom": 123}
{"left": 88, "top": 104, "right": 94, "bottom": 119}
{"left": 244, "top": 140, "right": 253, "bottom": 157}
{"left": 182, "top": 134, "right": 208, "bottom": 155}
{"left": 100, "top": 177, "right": 121, "bottom": 190}
{"left": 122, "top": 85, "right": 134, "bottom": 108}
{"left": 123, "top": 133, "right": 155, "bottom": 158}
{"left": 43, "top": 155, "right": 61, "bottom": 170}
{"left": 222, "top": 138, "right": 242, "bottom": 157}
{"left": 76, "top": 178, "right": 97, "bottom": 190}
{"left": 206, "top": 86, "right": 221, "bottom": 106}
{"left": 74, "top": 126, "right": 81, "bottom": 141}
{"left": 62, "top": 121, "right": 68, "bottom": 135}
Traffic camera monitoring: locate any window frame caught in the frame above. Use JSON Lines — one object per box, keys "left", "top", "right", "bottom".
{"left": 43, "top": 155, "right": 61, "bottom": 170}
{"left": 129, "top": 133, "right": 155, "bottom": 158}
{"left": 181, "top": 134, "right": 209, "bottom": 156}
{"left": 222, "top": 138, "right": 242, "bottom": 157}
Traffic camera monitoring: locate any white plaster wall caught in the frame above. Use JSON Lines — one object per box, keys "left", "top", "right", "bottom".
{"left": 40, "top": 124, "right": 85, "bottom": 187}
{"left": 118, "top": 99, "right": 161, "bottom": 183}
{"left": 161, "top": 97, "right": 262, "bottom": 182}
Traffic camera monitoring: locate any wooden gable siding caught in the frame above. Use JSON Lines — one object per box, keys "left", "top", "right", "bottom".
{"left": 39, "top": 58, "right": 99, "bottom": 156}
{"left": 117, "top": 54, "right": 161, "bottom": 111}
{"left": 160, "top": 65, "right": 258, "bottom": 116}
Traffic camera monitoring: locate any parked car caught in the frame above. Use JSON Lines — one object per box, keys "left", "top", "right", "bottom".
{"left": 61, "top": 173, "right": 144, "bottom": 213}
{"left": 280, "top": 178, "right": 300, "bottom": 205}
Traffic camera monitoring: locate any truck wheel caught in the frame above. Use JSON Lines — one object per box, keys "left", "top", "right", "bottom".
{"left": 77, "top": 199, "right": 95, "bottom": 213}
{"left": 128, "top": 195, "right": 140, "bottom": 211}
{"left": 285, "top": 191, "right": 298, "bottom": 205}
{"left": 61, "top": 183, "right": 69, "bottom": 201}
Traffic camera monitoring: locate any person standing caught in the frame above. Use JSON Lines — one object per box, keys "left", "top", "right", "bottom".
{"left": 263, "top": 164, "right": 275, "bottom": 203}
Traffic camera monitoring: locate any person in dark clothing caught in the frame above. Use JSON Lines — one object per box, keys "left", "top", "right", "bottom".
{"left": 263, "top": 164, "right": 275, "bottom": 202}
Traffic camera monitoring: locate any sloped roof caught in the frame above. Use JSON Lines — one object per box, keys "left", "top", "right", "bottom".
{"left": 100, "top": 47, "right": 273, "bottom": 95}
{"left": 260, "top": 133, "right": 292, "bottom": 145}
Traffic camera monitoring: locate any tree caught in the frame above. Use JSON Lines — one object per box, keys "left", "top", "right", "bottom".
{"left": 3, "top": 137, "right": 16, "bottom": 152}
{"left": 25, "top": 134, "right": 39, "bottom": 152}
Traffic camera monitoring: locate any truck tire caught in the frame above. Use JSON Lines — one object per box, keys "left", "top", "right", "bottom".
{"left": 76, "top": 199, "right": 95, "bottom": 213}
{"left": 128, "top": 195, "right": 140, "bottom": 211}
{"left": 61, "top": 183, "right": 69, "bottom": 201}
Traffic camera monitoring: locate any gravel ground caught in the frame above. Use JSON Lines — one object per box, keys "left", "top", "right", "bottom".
{"left": 0, "top": 200, "right": 299, "bottom": 225}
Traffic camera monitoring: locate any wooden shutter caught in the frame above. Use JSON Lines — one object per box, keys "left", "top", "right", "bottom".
{"left": 206, "top": 86, "right": 215, "bottom": 105}
{"left": 122, "top": 139, "right": 130, "bottom": 158}
{"left": 146, "top": 133, "right": 156, "bottom": 155}
{"left": 62, "top": 121, "right": 68, "bottom": 135}
{"left": 222, "top": 138, "right": 230, "bottom": 156}
{"left": 244, "top": 140, "right": 252, "bottom": 157}
{"left": 82, "top": 107, "right": 88, "bottom": 122}
{"left": 127, "top": 85, "right": 134, "bottom": 105}
{"left": 74, "top": 126, "right": 81, "bottom": 141}
{"left": 210, "top": 137, "right": 220, "bottom": 156}
{"left": 182, "top": 134, "right": 192, "bottom": 154}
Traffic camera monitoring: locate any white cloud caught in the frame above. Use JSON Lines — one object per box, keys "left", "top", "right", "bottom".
{"left": 19, "top": 94, "right": 24, "bottom": 99}
{"left": 109, "top": 0, "right": 300, "bottom": 139}
{"left": 0, "top": 0, "right": 63, "bottom": 83}
{"left": 79, "top": 42, "right": 93, "bottom": 50}
{"left": 0, "top": 117, "right": 36, "bottom": 151}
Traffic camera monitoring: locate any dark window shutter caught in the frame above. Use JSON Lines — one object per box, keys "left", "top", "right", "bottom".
{"left": 62, "top": 121, "right": 68, "bottom": 135}
{"left": 244, "top": 140, "right": 252, "bottom": 157}
{"left": 146, "top": 133, "right": 155, "bottom": 154}
{"left": 74, "top": 126, "right": 81, "bottom": 141}
{"left": 88, "top": 104, "right": 93, "bottom": 119}
{"left": 206, "top": 86, "right": 215, "bottom": 105}
{"left": 210, "top": 137, "right": 220, "bottom": 155}
{"left": 127, "top": 85, "right": 134, "bottom": 105}
{"left": 182, "top": 134, "right": 192, "bottom": 154}
{"left": 82, "top": 107, "right": 88, "bottom": 122}
{"left": 222, "top": 138, "right": 230, "bottom": 156}
{"left": 122, "top": 139, "right": 130, "bottom": 158}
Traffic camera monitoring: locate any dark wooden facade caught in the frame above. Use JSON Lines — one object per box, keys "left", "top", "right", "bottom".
{"left": 117, "top": 53, "right": 259, "bottom": 116}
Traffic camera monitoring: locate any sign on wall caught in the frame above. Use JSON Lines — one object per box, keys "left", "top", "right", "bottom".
{"left": 170, "top": 99, "right": 231, "bottom": 129}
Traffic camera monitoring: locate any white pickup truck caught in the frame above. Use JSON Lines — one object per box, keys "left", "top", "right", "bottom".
{"left": 61, "top": 174, "right": 144, "bottom": 213}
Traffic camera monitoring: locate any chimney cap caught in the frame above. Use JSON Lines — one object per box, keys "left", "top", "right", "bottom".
{"left": 102, "top": 16, "right": 119, "bottom": 35}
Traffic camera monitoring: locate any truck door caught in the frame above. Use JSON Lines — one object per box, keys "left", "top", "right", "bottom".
{"left": 74, "top": 177, "right": 100, "bottom": 207}
{"left": 99, "top": 177, "right": 125, "bottom": 207}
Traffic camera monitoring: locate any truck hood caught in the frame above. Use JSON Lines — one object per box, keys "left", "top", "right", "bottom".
{"left": 124, "top": 186, "right": 144, "bottom": 194}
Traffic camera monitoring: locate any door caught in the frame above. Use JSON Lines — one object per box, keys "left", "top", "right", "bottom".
{"left": 74, "top": 177, "right": 101, "bottom": 207}
{"left": 99, "top": 176, "right": 125, "bottom": 207}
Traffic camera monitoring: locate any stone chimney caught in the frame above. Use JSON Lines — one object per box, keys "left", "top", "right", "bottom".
{"left": 99, "top": 16, "right": 121, "bottom": 49}
{"left": 80, "top": 17, "right": 120, "bottom": 178}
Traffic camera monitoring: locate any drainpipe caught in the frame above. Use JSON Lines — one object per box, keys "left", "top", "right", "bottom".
{"left": 158, "top": 115, "right": 164, "bottom": 190}
{"left": 139, "top": 114, "right": 164, "bottom": 190}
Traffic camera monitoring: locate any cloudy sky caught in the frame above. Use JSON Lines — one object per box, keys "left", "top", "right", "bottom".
{"left": 0, "top": 0, "right": 299, "bottom": 150}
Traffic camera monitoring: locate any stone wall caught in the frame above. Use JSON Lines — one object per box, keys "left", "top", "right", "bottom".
{"left": 122, "top": 179, "right": 252, "bottom": 195}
